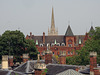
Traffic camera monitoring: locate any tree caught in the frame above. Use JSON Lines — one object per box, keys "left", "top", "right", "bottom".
{"left": 0, "top": 30, "right": 38, "bottom": 63}
{"left": 66, "top": 27, "right": 100, "bottom": 65}
{"left": 25, "top": 39, "right": 38, "bottom": 60}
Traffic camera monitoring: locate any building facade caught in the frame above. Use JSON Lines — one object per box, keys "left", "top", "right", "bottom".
{"left": 26, "top": 8, "right": 94, "bottom": 59}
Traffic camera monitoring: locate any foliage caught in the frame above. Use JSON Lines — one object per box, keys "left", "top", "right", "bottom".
{"left": 25, "top": 39, "right": 38, "bottom": 60}
{"left": 0, "top": 30, "right": 38, "bottom": 62}
{"left": 66, "top": 27, "right": 100, "bottom": 65}
{"left": 41, "top": 68, "right": 48, "bottom": 75}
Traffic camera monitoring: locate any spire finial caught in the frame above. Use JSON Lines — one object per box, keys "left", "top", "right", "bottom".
{"left": 91, "top": 21, "right": 93, "bottom": 26}
{"left": 68, "top": 20, "right": 70, "bottom": 25}
{"left": 51, "top": 7, "right": 55, "bottom": 28}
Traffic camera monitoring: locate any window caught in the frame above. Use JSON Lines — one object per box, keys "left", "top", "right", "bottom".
{"left": 71, "top": 52, "right": 73, "bottom": 55}
{"left": 51, "top": 43, "right": 55, "bottom": 46}
{"left": 40, "top": 43, "right": 43, "bottom": 47}
{"left": 53, "top": 52, "right": 55, "bottom": 55}
{"left": 68, "top": 44, "right": 72, "bottom": 47}
{"left": 41, "top": 52, "right": 45, "bottom": 55}
{"left": 61, "top": 43, "right": 65, "bottom": 46}
{"left": 56, "top": 43, "right": 60, "bottom": 46}
{"left": 68, "top": 51, "right": 70, "bottom": 55}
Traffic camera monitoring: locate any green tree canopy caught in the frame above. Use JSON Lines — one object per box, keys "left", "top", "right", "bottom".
{"left": 0, "top": 30, "right": 38, "bottom": 62}
{"left": 25, "top": 39, "right": 38, "bottom": 60}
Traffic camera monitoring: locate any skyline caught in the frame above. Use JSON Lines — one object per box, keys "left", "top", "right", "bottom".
{"left": 0, "top": 0, "right": 100, "bottom": 36}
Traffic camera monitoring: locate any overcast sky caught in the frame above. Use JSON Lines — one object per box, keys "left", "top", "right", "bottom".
{"left": 0, "top": 0, "right": 100, "bottom": 36}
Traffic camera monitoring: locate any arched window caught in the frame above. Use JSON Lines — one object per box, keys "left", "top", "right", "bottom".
{"left": 40, "top": 43, "right": 43, "bottom": 47}
{"left": 61, "top": 43, "right": 65, "bottom": 46}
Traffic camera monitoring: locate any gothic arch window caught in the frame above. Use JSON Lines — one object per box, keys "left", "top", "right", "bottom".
{"left": 56, "top": 43, "right": 60, "bottom": 46}
{"left": 40, "top": 43, "right": 43, "bottom": 47}
{"left": 68, "top": 51, "right": 70, "bottom": 55}
{"left": 61, "top": 43, "right": 65, "bottom": 46}
{"left": 51, "top": 43, "right": 55, "bottom": 46}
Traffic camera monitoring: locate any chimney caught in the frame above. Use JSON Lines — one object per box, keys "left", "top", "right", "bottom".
{"left": 30, "top": 32, "right": 32, "bottom": 38}
{"left": 2, "top": 55, "right": 8, "bottom": 69}
{"left": 34, "top": 54, "right": 47, "bottom": 75}
{"left": 43, "top": 32, "right": 45, "bottom": 44}
{"left": 45, "top": 45, "right": 52, "bottom": 64}
{"left": 90, "top": 52, "right": 97, "bottom": 75}
{"left": 59, "top": 51, "right": 66, "bottom": 64}
{"left": 23, "top": 54, "right": 29, "bottom": 63}
{"left": 8, "top": 56, "right": 13, "bottom": 67}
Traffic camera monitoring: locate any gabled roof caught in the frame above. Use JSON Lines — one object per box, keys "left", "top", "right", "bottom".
{"left": 65, "top": 25, "right": 74, "bottom": 36}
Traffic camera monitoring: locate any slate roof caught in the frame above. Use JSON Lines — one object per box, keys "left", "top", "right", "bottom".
{"left": 46, "top": 64, "right": 77, "bottom": 75}
{"left": 14, "top": 60, "right": 44, "bottom": 74}
{"left": 14, "top": 60, "right": 57, "bottom": 74}
{"left": 65, "top": 25, "right": 74, "bottom": 36}
{"left": 56, "top": 69, "right": 84, "bottom": 75}
{"left": 32, "top": 35, "right": 65, "bottom": 46}
{"left": 0, "top": 69, "right": 24, "bottom": 75}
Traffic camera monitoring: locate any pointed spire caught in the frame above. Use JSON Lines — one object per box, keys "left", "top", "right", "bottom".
{"left": 89, "top": 26, "right": 94, "bottom": 32}
{"left": 89, "top": 26, "right": 94, "bottom": 36}
{"left": 65, "top": 25, "right": 74, "bottom": 36}
{"left": 51, "top": 7, "right": 55, "bottom": 29}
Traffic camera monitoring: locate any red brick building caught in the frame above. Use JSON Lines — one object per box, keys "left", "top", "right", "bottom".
{"left": 26, "top": 7, "right": 94, "bottom": 59}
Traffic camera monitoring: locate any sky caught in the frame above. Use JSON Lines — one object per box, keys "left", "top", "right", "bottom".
{"left": 0, "top": 0, "right": 100, "bottom": 36}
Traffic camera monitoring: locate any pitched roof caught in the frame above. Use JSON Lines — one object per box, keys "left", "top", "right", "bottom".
{"left": 65, "top": 25, "right": 74, "bottom": 36}
{"left": 14, "top": 60, "right": 57, "bottom": 74}
{"left": 32, "top": 35, "right": 65, "bottom": 46}
{"left": 46, "top": 64, "right": 77, "bottom": 75}
{"left": 56, "top": 69, "right": 84, "bottom": 75}
{"left": 14, "top": 60, "right": 44, "bottom": 74}
{"left": 0, "top": 69, "right": 23, "bottom": 75}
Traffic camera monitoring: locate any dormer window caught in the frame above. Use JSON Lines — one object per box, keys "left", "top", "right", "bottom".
{"left": 61, "top": 43, "right": 65, "bottom": 46}
{"left": 40, "top": 43, "right": 43, "bottom": 47}
{"left": 56, "top": 43, "right": 60, "bottom": 46}
{"left": 51, "top": 43, "right": 55, "bottom": 46}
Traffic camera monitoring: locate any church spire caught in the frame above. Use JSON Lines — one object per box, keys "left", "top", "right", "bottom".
{"left": 48, "top": 7, "right": 58, "bottom": 36}
{"left": 51, "top": 7, "right": 55, "bottom": 29}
